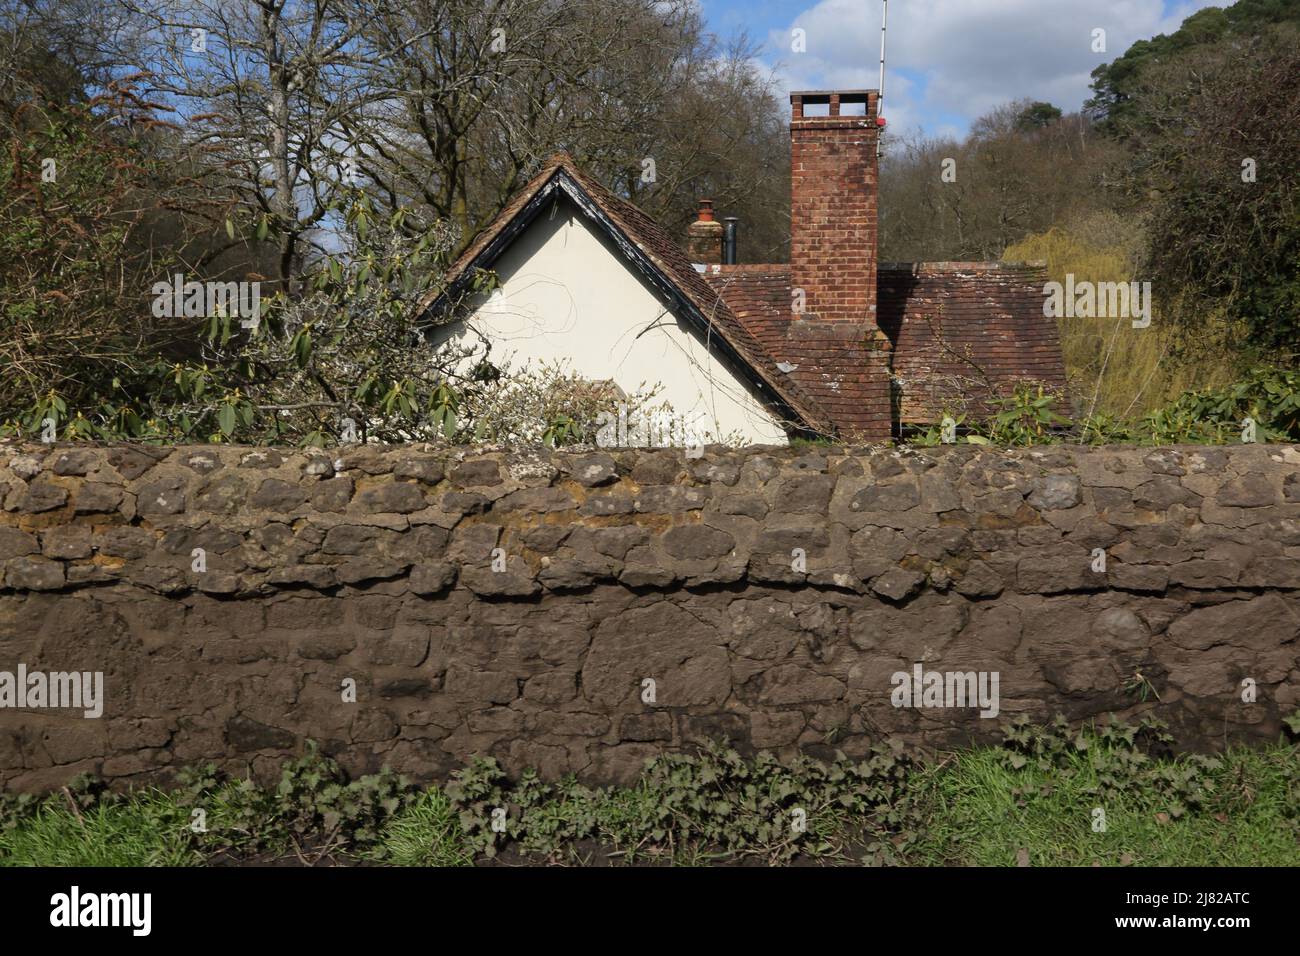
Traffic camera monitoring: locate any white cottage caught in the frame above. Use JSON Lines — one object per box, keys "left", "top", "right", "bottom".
{"left": 418, "top": 90, "right": 1066, "bottom": 445}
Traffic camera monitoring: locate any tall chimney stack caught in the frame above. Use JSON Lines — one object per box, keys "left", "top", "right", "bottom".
{"left": 789, "top": 90, "right": 880, "bottom": 327}
{"left": 686, "top": 199, "right": 723, "bottom": 265}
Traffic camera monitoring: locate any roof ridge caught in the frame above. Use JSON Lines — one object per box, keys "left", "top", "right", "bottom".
{"left": 699, "top": 263, "right": 791, "bottom": 274}
{"left": 879, "top": 260, "right": 1049, "bottom": 272}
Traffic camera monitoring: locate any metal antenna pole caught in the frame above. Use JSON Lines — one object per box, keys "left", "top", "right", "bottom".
{"left": 877, "top": 0, "right": 888, "bottom": 158}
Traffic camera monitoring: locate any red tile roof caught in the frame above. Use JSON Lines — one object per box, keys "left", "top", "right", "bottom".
{"left": 425, "top": 154, "right": 1066, "bottom": 440}
{"left": 702, "top": 262, "right": 1067, "bottom": 426}
{"left": 695, "top": 264, "right": 792, "bottom": 357}
{"left": 878, "top": 262, "right": 1067, "bottom": 423}
{"left": 696, "top": 264, "right": 892, "bottom": 438}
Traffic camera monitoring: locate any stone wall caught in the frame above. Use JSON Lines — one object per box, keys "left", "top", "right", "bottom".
{"left": 1, "top": 440, "right": 1298, "bottom": 792}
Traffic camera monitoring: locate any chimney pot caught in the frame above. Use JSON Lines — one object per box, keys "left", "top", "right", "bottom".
{"left": 686, "top": 198, "right": 724, "bottom": 265}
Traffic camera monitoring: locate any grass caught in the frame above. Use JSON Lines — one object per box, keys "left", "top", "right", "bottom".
{"left": 368, "top": 790, "right": 472, "bottom": 867}
{"left": 0, "top": 790, "right": 200, "bottom": 867}
{"left": 3, "top": 734, "right": 1297, "bottom": 867}
{"left": 901, "top": 745, "right": 1299, "bottom": 866}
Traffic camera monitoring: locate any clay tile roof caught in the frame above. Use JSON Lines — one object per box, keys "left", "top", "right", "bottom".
{"left": 877, "top": 262, "right": 1067, "bottom": 423}
{"left": 699, "top": 265, "right": 892, "bottom": 439}
{"left": 696, "top": 264, "right": 793, "bottom": 356}
{"left": 704, "top": 262, "right": 1067, "bottom": 428}
{"left": 419, "top": 153, "right": 837, "bottom": 438}
{"left": 421, "top": 154, "right": 1066, "bottom": 440}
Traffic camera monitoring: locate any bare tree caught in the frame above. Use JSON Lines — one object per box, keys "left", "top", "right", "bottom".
{"left": 340, "top": 0, "right": 789, "bottom": 260}
{"left": 879, "top": 102, "right": 1123, "bottom": 263}
{"left": 108, "top": 0, "right": 368, "bottom": 289}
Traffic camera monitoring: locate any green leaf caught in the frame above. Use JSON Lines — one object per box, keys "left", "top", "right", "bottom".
{"left": 292, "top": 328, "right": 312, "bottom": 367}
{"left": 218, "top": 403, "right": 236, "bottom": 436}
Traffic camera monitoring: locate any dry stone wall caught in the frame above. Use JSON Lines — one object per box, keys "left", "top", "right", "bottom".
{"left": 1, "top": 440, "right": 1298, "bottom": 792}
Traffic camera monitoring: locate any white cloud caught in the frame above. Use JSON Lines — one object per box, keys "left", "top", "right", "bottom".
{"left": 765, "top": 0, "right": 1223, "bottom": 137}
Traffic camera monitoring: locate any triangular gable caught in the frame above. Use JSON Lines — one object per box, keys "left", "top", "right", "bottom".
{"left": 418, "top": 153, "right": 834, "bottom": 437}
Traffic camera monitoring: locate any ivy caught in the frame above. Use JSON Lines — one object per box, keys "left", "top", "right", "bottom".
{"left": 4, "top": 716, "right": 1298, "bottom": 865}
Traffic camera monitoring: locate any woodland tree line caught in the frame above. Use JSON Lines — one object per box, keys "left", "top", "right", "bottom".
{"left": 1, "top": 0, "right": 1297, "bottom": 445}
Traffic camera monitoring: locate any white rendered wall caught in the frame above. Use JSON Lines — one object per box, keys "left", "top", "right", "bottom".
{"left": 435, "top": 195, "right": 789, "bottom": 446}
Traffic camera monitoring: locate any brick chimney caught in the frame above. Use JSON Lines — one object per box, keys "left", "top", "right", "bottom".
{"left": 784, "top": 89, "right": 893, "bottom": 443}
{"left": 686, "top": 199, "right": 723, "bottom": 265}
{"left": 789, "top": 90, "right": 880, "bottom": 327}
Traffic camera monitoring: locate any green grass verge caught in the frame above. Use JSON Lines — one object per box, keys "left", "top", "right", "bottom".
{"left": 0, "top": 790, "right": 201, "bottom": 867}
{"left": 901, "top": 744, "right": 1300, "bottom": 866}
{"left": 3, "top": 718, "right": 1297, "bottom": 867}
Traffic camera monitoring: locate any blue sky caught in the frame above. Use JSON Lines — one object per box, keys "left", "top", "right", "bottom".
{"left": 700, "top": 0, "right": 1225, "bottom": 139}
